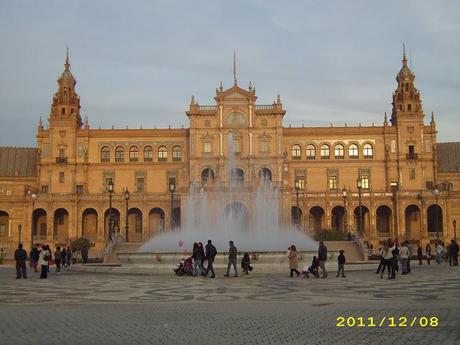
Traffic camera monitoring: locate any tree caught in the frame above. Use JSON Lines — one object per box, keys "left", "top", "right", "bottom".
{"left": 71, "top": 237, "right": 90, "bottom": 264}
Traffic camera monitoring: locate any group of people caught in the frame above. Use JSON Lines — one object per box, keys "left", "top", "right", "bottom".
{"left": 376, "top": 238, "right": 459, "bottom": 280}
{"left": 14, "top": 243, "right": 73, "bottom": 279}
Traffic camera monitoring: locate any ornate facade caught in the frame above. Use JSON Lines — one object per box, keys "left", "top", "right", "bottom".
{"left": 1, "top": 50, "right": 460, "bottom": 258}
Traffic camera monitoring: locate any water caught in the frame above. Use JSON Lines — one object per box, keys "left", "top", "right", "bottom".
{"left": 140, "top": 132, "right": 316, "bottom": 253}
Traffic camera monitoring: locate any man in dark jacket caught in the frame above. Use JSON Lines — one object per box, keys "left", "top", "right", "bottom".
{"left": 204, "top": 240, "right": 217, "bottom": 278}
{"left": 14, "top": 244, "right": 28, "bottom": 279}
{"left": 318, "top": 241, "right": 328, "bottom": 278}
{"left": 224, "top": 241, "right": 238, "bottom": 277}
{"left": 448, "top": 240, "right": 459, "bottom": 266}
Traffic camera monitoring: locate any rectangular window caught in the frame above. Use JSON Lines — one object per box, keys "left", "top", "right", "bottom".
{"left": 59, "top": 149, "right": 65, "bottom": 158}
{"left": 136, "top": 178, "right": 145, "bottom": 192}
{"left": 41, "top": 185, "right": 49, "bottom": 193}
{"left": 0, "top": 224, "right": 6, "bottom": 237}
{"left": 204, "top": 142, "right": 212, "bottom": 153}
{"left": 361, "top": 176, "right": 370, "bottom": 189}
{"left": 328, "top": 176, "right": 337, "bottom": 190}
{"left": 409, "top": 168, "right": 416, "bottom": 180}
{"left": 295, "top": 178, "right": 305, "bottom": 190}
{"left": 59, "top": 172, "right": 65, "bottom": 183}
{"left": 260, "top": 141, "right": 269, "bottom": 153}
{"left": 76, "top": 185, "right": 84, "bottom": 194}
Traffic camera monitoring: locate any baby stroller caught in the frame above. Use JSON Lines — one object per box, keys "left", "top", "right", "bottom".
{"left": 174, "top": 256, "right": 194, "bottom": 276}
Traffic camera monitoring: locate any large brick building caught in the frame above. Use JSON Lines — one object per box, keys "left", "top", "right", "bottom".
{"left": 0, "top": 51, "right": 459, "bottom": 258}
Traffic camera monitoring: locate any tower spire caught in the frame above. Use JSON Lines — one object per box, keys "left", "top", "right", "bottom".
{"left": 65, "top": 47, "right": 70, "bottom": 71}
{"left": 402, "top": 43, "right": 408, "bottom": 67}
{"left": 233, "top": 51, "right": 237, "bottom": 86}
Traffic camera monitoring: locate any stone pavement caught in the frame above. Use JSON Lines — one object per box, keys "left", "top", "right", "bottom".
{"left": 0, "top": 263, "right": 459, "bottom": 345}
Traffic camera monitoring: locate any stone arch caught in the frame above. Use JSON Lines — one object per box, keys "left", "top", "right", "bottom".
{"left": 259, "top": 167, "right": 272, "bottom": 182}
{"left": 331, "top": 205, "right": 345, "bottom": 231}
{"left": 353, "top": 205, "right": 370, "bottom": 235}
{"left": 405, "top": 205, "right": 421, "bottom": 238}
{"left": 230, "top": 168, "right": 244, "bottom": 186}
{"left": 172, "top": 207, "right": 181, "bottom": 229}
{"left": 82, "top": 208, "right": 98, "bottom": 242}
{"left": 128, "top": 208, "right": 143, "bottom": 242}
{"left": 53, "top": 208, "right": 69, "bottom": 243}
{"left": 376, "top": 205, "right": 392, "bottom": 236}
{"left": 201, "top": 168, "right": 215, "bottom": 185}
{"left": 291, "top": 206, "right": 302, "bottom": 226}
{"left": 148, "top": 208, "right": 165, "bottom": 238}
{"left": 427, "top": 204, "right": 443, "bottom": 235}
{"left": 309, "top": 206, "right": 325, "bottom": 232}
{"left": 104, "top": 208, "right": 121, "bottom": 239}
{"left": 32, "top": 208, "right": 47, "bottom": 242}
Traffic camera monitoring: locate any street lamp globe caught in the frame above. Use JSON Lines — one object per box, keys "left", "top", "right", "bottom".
{"left": 107, "top": 180, "right": 114, "bottom": 192}
{"left": 432, "top": 188, "right": 440, "bottom": 197}
{"left": 356, "top": 178, "right": 362, "bottom": 189}
{"left": 124, "top": 188, "right": 130, "bottom": 201}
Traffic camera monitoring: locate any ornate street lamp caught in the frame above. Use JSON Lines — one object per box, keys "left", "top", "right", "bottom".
{"left": 454, "top": 220, "right": 457, "bottom": 242}
{"left": 342, "top": 188, "right": 348, "bottom": 233}
{"left": 124, "top": 188, "right": 130, "bottom": 242}
{"left": 169, "top": 178, "right": 176, "bottom": 230}
{"left": 29, "top": 191, "right": 37, "bottom": 251}
{"left": 18, "top": 224, "right": 22, "bottom": 245}
{"left": 432, "top": 188, "right": 440, "bottom": 240}
{"left": 295, "top": 179, "right": 301, "bottom": 228}
{"left": 107, "top": 180, "right": 114, "bottom": 241}
{"left": 356, "top": 177, "right": 363, "bottom": 236}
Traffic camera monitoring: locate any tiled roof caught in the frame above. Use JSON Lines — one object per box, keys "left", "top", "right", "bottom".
{"left": 0, "top": 147, "right": 38, "bottom": 177}
{"left": 437, "top": 142, "right": 460, "bottom": 172}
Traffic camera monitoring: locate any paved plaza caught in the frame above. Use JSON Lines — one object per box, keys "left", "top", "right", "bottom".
{"left": 0, "top": 263, "right": 459, "bottom": 345}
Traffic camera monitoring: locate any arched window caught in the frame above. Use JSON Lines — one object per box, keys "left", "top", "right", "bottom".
{"left": 172, "top": 146, "right": 182, "bottom": 161}
{"left": 158, "top": 146, "right": 168, "bottom": 161}
{"left": 291, "top": 144, "right": 301, "bottom": 160}
{"left": 306, "top": 145, "right": 316, "bottom": 160}
{"left": 115, "top": 146, "right": 124, "bottom": 163}
{"left": 129, "top": 146, "right": 139, "bottom": 162}
{"left": 100, "top": 146, "right": 110, "bottom": 163}
{"left": 334, "top": 144, "right": 344, "bottom": 159}
{"left": 320, "top": 144, "right": 330, "bottom": 159}
{"left": 363, "top": 144, "right": 373, "bottom": 159}
{"left": 144, "top": 146, "right": 153, "bottom": 162}
{"left": 349, "top": 144, "right": 359, "bottom": 159}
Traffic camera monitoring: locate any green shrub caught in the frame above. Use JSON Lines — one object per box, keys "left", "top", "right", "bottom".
{"left": 314, "top": 229, "right": 348, "bottom": 241}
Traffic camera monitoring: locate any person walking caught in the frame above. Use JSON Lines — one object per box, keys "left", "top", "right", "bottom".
{"left": 375, "top": 245, "right": 385, "bottom": 274}
{"left": 417, "top": 246, "right": 423, "bottom": 265}
{"left": 336, "top": 250, "right": 346, "bottom": 277}
{"left": 436, "top": 241, "right": 444, "bottom": 264}
{"left": 61, "top": 247, "right": 67, "bottom": 268}
{"left": 448, "top": 240, "right": 456, "bottom": 266}
{"left": 54, "top": 246, "right": 61, "bottom": 273}
{"left": 399, "top": 241, "right": 409, "bottom": 275}
{"left": 224, "top": 241, "right": 238, "bottom": 277}
{"left": 30, "top": 244, "right": 40, "bottom": 273}
{"left": 39, "top": 245, "right": 50, "bottom": 279}
{"left": 241, "top": 253, "right": 252, "bottom": 274}
{"left": 204, "top": 240, "right": 217, "bottom": 278}
{"left": 288, "top": 245, "right": 300, "bottom": 277}
{"left": 389, "top": 240, "right": 398, "bottom": 280}
{"left": 453, "top": 240, "right": 459, "bottom": 266}
{"left": 318, "top": 241, "right": 328, "bottom": 278}
{"left": 198, "top": 242, "right": 205, "bottom": 268}
{"left": 380, "top": 243, "right": 393, "bottom": 279}
{"left": 426, "top": 244, "right": 432, "bottom": 264}
{"left": 14, "top": 244, "right": 28, "bottom": 279}
{"left": 192, "top": 242, "right": 204, "bottom": 276}
{"left": 66, "top": 246, "right": 72, "bottom": 267}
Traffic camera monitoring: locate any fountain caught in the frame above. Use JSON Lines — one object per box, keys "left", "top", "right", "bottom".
{"left": 117, "top": 133, "right": 326, "bottom": 273}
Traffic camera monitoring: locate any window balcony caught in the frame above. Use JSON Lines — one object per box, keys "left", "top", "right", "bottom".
{"left": 55, "top": 157, "right": 68, "bottom": 164}
{"left": 406, "top": 153, "right": 418, "bottom": 160}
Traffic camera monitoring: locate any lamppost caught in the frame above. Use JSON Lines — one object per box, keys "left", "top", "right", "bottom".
{"left": 169, "top": 179, "right": 176, "bottom": 230}
{"left": 342, "top": 188, "right": 348, "bottom": 233}
{"left": 107, "top": 180, "right": 114, "bottom": 241}
{"left": 18, "top": 224, "right": 22, "bottom": 245}
{"left": 454, "top": 220, "right": 457, "bottom": 242}
{"left": 30, "top": 192, "right": 37, "bottom": 251}
{"left": 357, "top": 177, "right": 363, "bottom": 236}
{"left": 432, "top": 188, "right": 440, "bottom": 240}
{"left": 124, "top": 188, "right": 130, "bottom": 242}
{"left": 295, "top": 180, "right": 301, "bottom": 228}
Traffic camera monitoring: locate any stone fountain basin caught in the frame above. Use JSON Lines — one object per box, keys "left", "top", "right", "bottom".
{"left": 117, "top": 251, "right": 339, "bottom": 274}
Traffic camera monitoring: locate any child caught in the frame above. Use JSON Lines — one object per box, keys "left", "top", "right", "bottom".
{"left": 241, "top": 253, "right": 252, "bottom": 274}
{"left": 307, "top": 255, "right": 320, "bottom": 278}
{"left": 337, "top": 250, "right": 346, "bottom": 277}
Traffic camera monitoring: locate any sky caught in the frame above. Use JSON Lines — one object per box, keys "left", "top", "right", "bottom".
{"left": 0, "top": 0, "right": 459, "bottom": 146}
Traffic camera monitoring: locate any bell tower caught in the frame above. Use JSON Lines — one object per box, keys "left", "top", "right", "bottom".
{"left": 49, "top": 49, "right": 82, "bottom": 128}
{"left": 390, "top": 45, "right": 423, "bottom": 125}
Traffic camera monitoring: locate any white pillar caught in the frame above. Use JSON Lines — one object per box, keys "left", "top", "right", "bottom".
{"left": 249, "top": 132, "right": 253, "bottom": 155}
{"left": 249, "top": 105, "right": 253, "bottom": 128}
{"left": 219, "top": 133, "right": 223, "bottom": 156}
{"left": 219, "top": 106, "right": 223, "bottom": 128}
